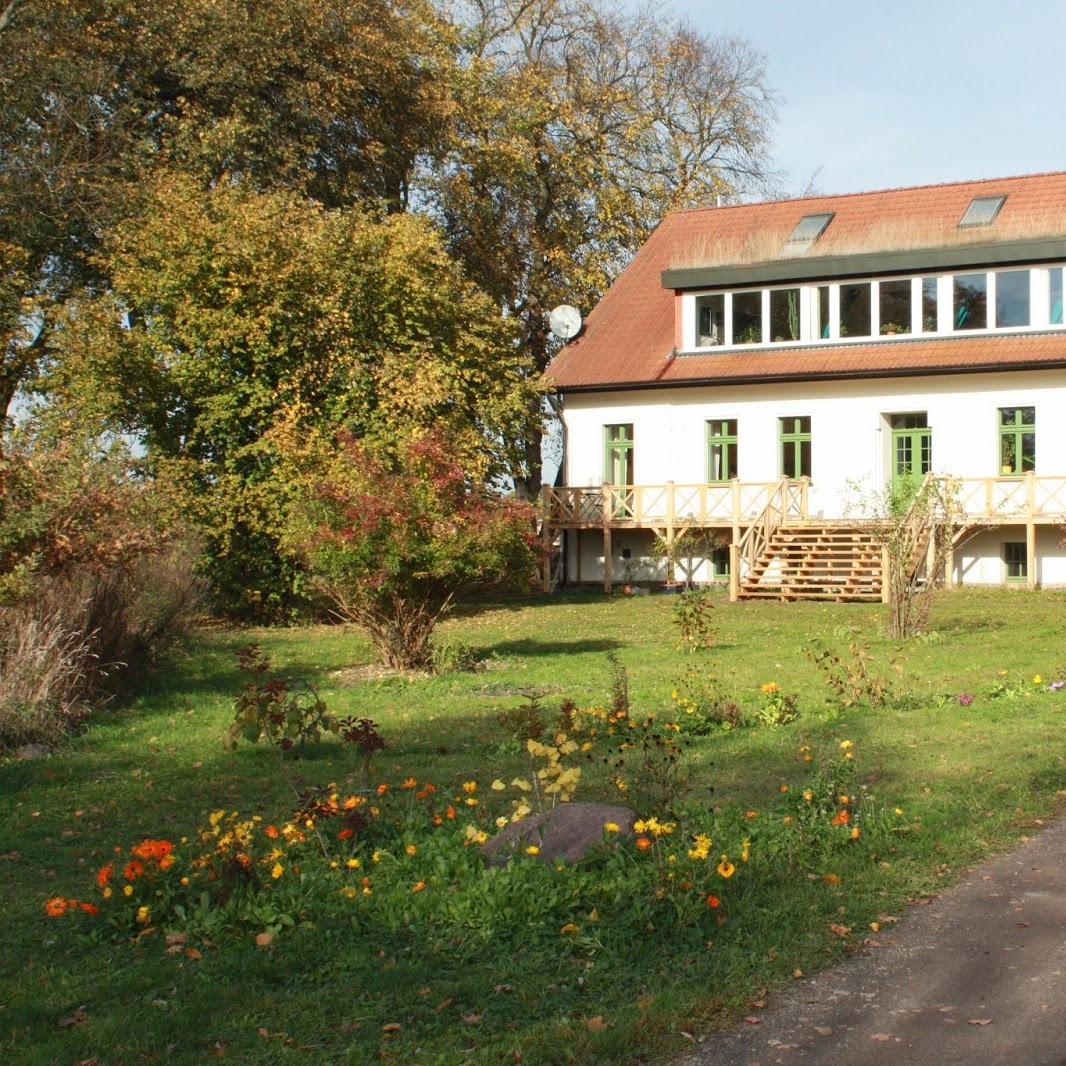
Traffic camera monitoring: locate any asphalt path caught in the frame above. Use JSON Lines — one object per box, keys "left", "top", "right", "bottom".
{"left": 678, "top": 815, "right": 1066, "bottom": 1066}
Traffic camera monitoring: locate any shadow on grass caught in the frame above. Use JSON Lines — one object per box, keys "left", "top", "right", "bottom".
{"left": 489, "top": 637, "right": 623, "bottom": 657}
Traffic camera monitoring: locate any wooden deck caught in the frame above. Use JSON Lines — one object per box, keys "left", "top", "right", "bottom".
{"left": 539, "top": 474, "right": 1066, "bottom": 597}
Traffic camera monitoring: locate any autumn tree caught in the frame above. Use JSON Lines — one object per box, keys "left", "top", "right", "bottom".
{"left": 434, "top": 0, "right": 776, "bottom": 496}
{"left": 0, "top": 0, "right": 455, "bottom": 424}
{"left": 283, "top": 430, "right": 536, "bottom": 670}
{"left": 42, "top": 177, "right": 536, "bottom": 617}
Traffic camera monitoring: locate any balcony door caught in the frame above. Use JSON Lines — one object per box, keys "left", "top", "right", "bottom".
{"left": 603, "top": 424, "right": 634, "bottom": 518}
{"left": 890, "top": 413, "right": 931, "bottom": 503}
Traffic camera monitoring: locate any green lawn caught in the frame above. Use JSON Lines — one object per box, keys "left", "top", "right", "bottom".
{"left": 3, "top": 588, "right": 1066, "bottom": 1064}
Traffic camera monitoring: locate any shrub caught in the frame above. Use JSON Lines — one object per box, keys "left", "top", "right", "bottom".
{"left": 284, "top": 430, "right": 537, "bottom": 671}
{"left": 672, "top": 587, "right": 716, "bottom": 651}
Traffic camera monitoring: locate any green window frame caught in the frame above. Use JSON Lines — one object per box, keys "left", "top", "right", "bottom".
{"left": 998, "top": 407, "right": 1035, "bottom": 475}
{"left": 706, "top": 419, "right": 738, "bottom": 481}
{"left": 779, "top": 416, "right": 811, "bottom": 479}
{"left": 603, "top": 423, "right": 634, "bottom": 485}
{"left": 1004, "top": 542, "right": 1027, "bottom": 582}
{"left": 710, "top": 545, "right": 730, "bottom": 581}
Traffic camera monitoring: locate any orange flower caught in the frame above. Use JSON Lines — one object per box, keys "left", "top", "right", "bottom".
{"left": 122, "top": 860, "right": 145, "bottom": 881}
{"left": 830, "top": 810, "right": 850, "bottom": 826}
{"left": 131, "top": 838, "right": 174, "bottom": 862}
{"left": 343, "top": 796, "right": 363, "bottom": 810}
{"left": 705, "top": 894, "right": 720, "bottom": 909}
{"left": 635, "top": 836, "right": 652, "bottom": 850}
{"left": 744, "top": 810, "right": 759, "bottom": 820}
{"left": 338, "top": 828, "right": 353, "bottom": 841}
{"left": 411, "top": 880, "right": 427, "bottom": 893}
{"left": 375, "top": 783, "right": 389, "bottom": 796}
{"left": 265, "top": 825, "right": 280, "bottom": 839}
{"left": 96, "top": 864, "right": 113, "bottom": 888}
{"left": 44, "top": 897, "right": 68, "bottom": 918}
{"left": 431, "top": 814, "right": 443, "bottom": 827}
{"left": 850, "top": 826, "right": 861, "bottom": 840}
{"left": 401, "top": 777, "right": 418, "bottom": 789}
{"left": 158, "top": 855, "right": 175, "bottom": 870}
{"left": 79, "top": 901, "right": 99, "bottom": 915}
{"left": 445, "top": 805, "right": 456, "bottom": 820}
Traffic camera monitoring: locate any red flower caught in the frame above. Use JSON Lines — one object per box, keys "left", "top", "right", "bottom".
{"left": 265, "top": 825, "right": 279, "bottom": 839}
{"left": 96, "top": 863, "right": 113, "bottom": 888}
{"left": 44, "top": 897, "right": 68, "bottom": 918}
{"left": 79, "top": 901, "right": 100, "bottom": 915}
{"left": 830, "top": 810, "right": 850, "bottom": 827}
{"left": 123, "top": 860, "right": 145, "bottom": 881}
{"left": 338, "top": 828, "right": 353, "bottom": 841}
{"left": 705, "top": 894, "right": 720, "bottom": 908}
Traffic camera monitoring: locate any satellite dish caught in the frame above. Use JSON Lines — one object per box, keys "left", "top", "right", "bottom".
{"left": 549, "top": 304, "right": 583, "bottom": 342}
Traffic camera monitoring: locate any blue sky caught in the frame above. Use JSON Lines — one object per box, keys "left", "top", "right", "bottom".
{"left": 674, "top": 0, "right": 1066, "bottom": 198}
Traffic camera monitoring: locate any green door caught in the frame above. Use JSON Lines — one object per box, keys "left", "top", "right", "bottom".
{"left": 890, "top": 414, "right": 931, "bottom": 505}
{"left": 603, "top": 424, "right": 634, "bottom": 517}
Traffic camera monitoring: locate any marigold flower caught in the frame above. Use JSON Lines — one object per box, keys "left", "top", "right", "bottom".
{"left": 802, "top": 789, "right": 814, "bottom": 802}
{"left": 79, "top": 901, "right": 99, "bottom": 915}
{"left": 525, "top": 845, "right": 540, "bottom": 856}
{"left": 342, "top": 797, "right": 363, "bottom": 810}
{"left": 705, "top": 894, "right": 720, "bottom": 908}
{"left": 123, "top": 884, "right": 133, "bottom": 897}
{"left": 271, "top": 863, "right": 284, "bottom": 879}
{"left": 404, "top": 844, "right": 417, "bottom": 856}
{"left": 122, "top": 860, "right": 145, "bottom": 881}
{"left": 265, "top": 825, "right": 279, "bottom": 838}
{"left": 375, "top": 783, "right": 389, "bottom": 796}
{"left": 432, "top": 814, "right": 443, "bottom": 827}
{"left": 179, "top": 877, "right": 190, "bottom": 887}
{"left": 830, "top": 810, "right": 850, "bottom": 826}
{"left": 461, "top": 780, "right": 477, "bottom": 793}
{"left": 346, "top": 858, "right": 361, "bottom": 869}
{"left": 779, "top": 784, "right": 789, "bottom": 793}
{"left": 342, "top": 886, "right": 357, "bottom": 899}
{"left": 495, "top": 817, "right": 509, "bottom": 828}
{"left": 338, "top": 828, "right": 353, "bottom": 841}
{"left": 102, "top": 887, "right": 113, "bottom": 899}
{"left": 96, "top": 864, "right": 113, "bottom": 888}
{"left": 411, "top": 880, "right": 427, "bottom": 893}
{"left": 894, "top": 807, "right": 904, "bottom": 816}
{"left": 760, "top": 681, "right": 779, "bottom": 694}
{"left": 603, "top": 822, "right": 620, "bottom": 833}
{"left": 465, "top": 797, "right": 478, "bottom": 806}
{"left": 44, "top": 897, "right": 67, "bottom": 918}
{"left": 740, "top": 839, "right": 751, "bottom": 862}
{"left": 838, "top": 794, "right": 849, "bottom": 806}
{"left": 850, "top": 826, "right": 861, "bottom": 840}
{"left": 400, "top": 777, "right": 418, "bottom": 789}
{"left": 635, "top": 836, "right": 652, "bottom": 850}
{"left": 717, "top": 856, "right": 735, "bottom": 878}
{"left": 445, "top": 806, "right": 456, "bottom": 819}
{"left": 136, "top": 905, "right": 150, "bottom": 923}
{"left": 744, "top": 810, "right": 759, "bottom": 820}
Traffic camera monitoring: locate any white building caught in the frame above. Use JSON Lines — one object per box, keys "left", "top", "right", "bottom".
{"left": 544, "top": 172, "right": 1066, "bottom": 598}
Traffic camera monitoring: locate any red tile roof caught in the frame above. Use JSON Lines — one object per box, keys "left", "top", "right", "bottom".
{"left": 547, "top": 171, "right": 1066, "bottom": 391}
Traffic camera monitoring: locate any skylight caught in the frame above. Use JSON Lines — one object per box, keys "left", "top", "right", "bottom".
{"left": 781, "top": 212, "right": 834, "bottom": 257}
{"left": 959, "top": 195, "right": 1006, "bottom": 227}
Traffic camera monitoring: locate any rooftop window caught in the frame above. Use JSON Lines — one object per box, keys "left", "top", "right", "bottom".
{"left": 959, "top": 194, "right": 1006, "bottom": 227}
{"left": 781, "top": 212, "right": 834, "bottom": 257}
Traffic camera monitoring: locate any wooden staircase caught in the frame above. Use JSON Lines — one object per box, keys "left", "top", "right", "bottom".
{"left": 737, "top": 522, "right": 884, "bottom": 602}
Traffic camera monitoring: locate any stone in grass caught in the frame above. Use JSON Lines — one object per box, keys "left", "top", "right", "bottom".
{"left": 482, "top": 802, "right": 636, "bottom": 865}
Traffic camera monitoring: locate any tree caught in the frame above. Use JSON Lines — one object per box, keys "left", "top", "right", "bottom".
{"left": 283, "top": 430, "right": 537, "bottom": 670}
{"left": 434, "top": 0, "right": 776, "bottom": 496}
{"left": 0, "top": 0, "right": 455, "bottom": 423}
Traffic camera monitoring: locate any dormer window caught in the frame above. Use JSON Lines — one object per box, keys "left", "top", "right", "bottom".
{"left": 959, "top": 194, "right": 1006, "bottom": 227}
{"left": 781, "top": 212, "right": 834, "bottom": 257}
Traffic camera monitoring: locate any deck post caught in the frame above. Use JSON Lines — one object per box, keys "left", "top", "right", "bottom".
{"left": 665, "top": 481, "right": 676, "bottom": 584}
{"left": 575, "top": 529, "right": 582, "bottom": 585}
{"left": 540, "top": 486, "right": 553, "bottom": 593}
{"left": 731, "top": 478, "right": 740, "bottom": 547}
{"left": 1026, "top": 471, "right": 1037, "bottom": 589}
{"left": 881, "top": 546, "right": 891, "bottom": 604}
{"left": 728, "top": 544, "right": 738, "bottom": 602}
{"left": 602, "top": 482, "right": 613, "bottom": 594}
{"left": 925, "top": 530, "right": 936, "bottom": 587}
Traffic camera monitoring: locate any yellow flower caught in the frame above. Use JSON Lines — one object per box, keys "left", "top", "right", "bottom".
{"left": 123, "top": 884, "right": 133, "bottom": 897}
{"left": 404, "top": 844, "right": 417, "bottom": 856}
{"left": 839, "top": 739, "right": 854, "bottom": 752}
{"left": 342, "top": 887, "right": 356, "bottom": 899}
{"left": 490, "top": 779, "right": 506, "bottom": 791}
{"left": 894, "top": 807, "right": 904, "bottom": 816}
{"left": 604, "top": 821, "right": 620, "bottom": 833}
{"left": 272, "top": 862, "right": 284, "bottom": 879}
{"left": 760, "top": 681, "right": 779, "bottom": 694}
{"left": 411, "top": 880, "right": 426, "bottom": 893}
{"left": 802, "top": 789, "right": 814, "bottom": 802}
{"left": 525, "top": 845, "right": 540, "bottom": 856}
{"left": 779, "top": 783, "right": 789, "bottom": 793}
{"left": 136, "top": 905, "right": 150, "bottom": 923}
{"left": 850, "top": 826, "right": 861, "bottom": 840}
{"left": 511, "top": 778, "right": 532, "bottom": 792}
{"left": 102, "top": 886, "right": 112, "bottom": 899}
{"left": 461, "top": 780, "right": 478, "bottom": 793}
{"left": 495, "top": 816, "right": 509, "bottom": 828}
{"left": 717, "top": 856, "right": 736, "bottom": 879}
{"left": 560, "top": 923, "right": 579, "bottom": 936}
{"left": 1033, "top": 674, "right": 1044, "bottom": 684}
{"left": 346, "top": 858, "right": 361, "bottom": 869}
{"left": 740, "top": 838, "right": 751, "bottom": 862}
{"left": 371, "top": 850, "right": 381, "bottom": 863}
{"left": 465, "top": 797, "right": 478, "bottom": 806}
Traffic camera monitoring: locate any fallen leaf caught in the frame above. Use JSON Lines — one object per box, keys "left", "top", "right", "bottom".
{"left": 493, "top": 984, "right": 513, "bottom": 994}
{"left": 258, "top": 1028, "right": 269, "bottom": 1038}
{"left": 871, "top": 1033, "right": 893, "bottom": 1041}
{"left": 184, "top": 947, "right": 202, "bottom": 960}
{"left": 461, "top": 1012, "right": 482, "bottom": 1024}
{"left": 814, "top": 1026, "right": 832, "bottom": 1036}
{"left": 828, "top": 923, "right": 852, "bottom": 938}
{"left": 869, "top": 921, "right": 881, "bottom": 932}
{"left": 750, "top": 999, "right": 766, "bottom": 1009}
{"left": 937, "top": 1007, "right": 957, "bottom": 1013}
{"left": 968, "top": 1018, "right": 992, "bottom": 1026}
{"left": 792, "top": 968, "right": 804, "bottom": 978}
{"left": 435, "top": 997, "right": 454, "bottom": 1012}
{"left": 254, "top": 932, "right": 273, "bottom": 948}
{"left": 584, "top": 1016, "right": 608, "bottom": 1031}
{"left": 58, "top": 1008, "right": 88, "bottom": 1029}
{"left": 743, "top": 1016, "right": 762, "bottom": 1025}
{"left": 381, "top": 1022, "right": 401, "bottom": 1033}
{"left": 822, "top": 873, "right": 840, "bottom": 886}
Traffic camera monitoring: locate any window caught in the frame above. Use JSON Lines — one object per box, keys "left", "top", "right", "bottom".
{"left": 710, "top": 545, "right": 730, "bottom": 580}
{"left": 707, "top": 419, "right": 738, "bottom": 481}
{"left": 782, "top": 212, "right": 834, "bottom": 257}
{"left": 920, "top": 276, "right": 938, "bottom": 332}
{"left": 732, "top": 290, "right": 762, "bottom": 344}
{"left": 1004, "top": 542, "right": 1027, "bottom": 581}
{"left": 995, "top": 270, "right": 1030, "bottom": 327}
{"left": 769, "top": 288, "right": 801, "bottom": 342}
{"left": 779, "top": 416, "right": 811, "bottom": 479}
{"left": 960, "top": 195, "right": 1006, "bottom": 227}
{"left": 998, "top": 407, "right": 1035, "bottom": 474}
{"left": 1050, "top": 268, "right": 1063, "bottom": 325}
{"left": 953, "top": 273, "right": 987, "bottom": 330}
{"left": 839, "top": 282, "right": 871, "bottom": 337}
{"left": 695, "top": 293, "right": 725, "bottom": 347}
{"left": 879, "top": 279, "right": 911, "bottom": 335}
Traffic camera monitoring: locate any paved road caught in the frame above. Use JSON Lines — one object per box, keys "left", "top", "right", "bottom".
{"left": 678, "top": 816, "right": 1066, "bottom": 1066}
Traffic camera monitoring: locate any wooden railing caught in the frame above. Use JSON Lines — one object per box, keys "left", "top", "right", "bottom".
{"left": 953, "top": 473, "right": 1066, "bottom": 520}
{"left": 541, "top": 480, "right": 807, "bottom": 529}
{"left": 729, "top": 480, "right": 807, "bottom": 600}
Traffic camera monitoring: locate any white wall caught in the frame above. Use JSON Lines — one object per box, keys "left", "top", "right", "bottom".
{"left": 954, "top": 526, "right": 1066, "bottom": 586}
{"left": 562, "top": 369, "right": 1066, "bottom": 519}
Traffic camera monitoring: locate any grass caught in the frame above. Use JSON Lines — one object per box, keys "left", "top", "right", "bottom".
{"left": 2, "top": 587, "right": 1066, "bottom": 1064}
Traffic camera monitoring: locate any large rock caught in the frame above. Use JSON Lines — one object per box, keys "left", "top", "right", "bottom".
{"left": 482, "top": 802, "right": 636, "bottom": 865}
